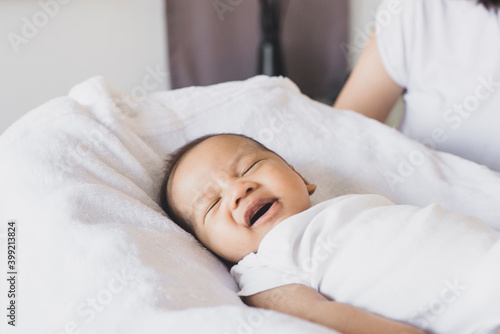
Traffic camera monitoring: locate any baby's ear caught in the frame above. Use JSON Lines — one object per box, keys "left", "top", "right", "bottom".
{"left": 306, "top": 183, "right": 317, "bottom": 196}
{"left": 290, "top": 165, "right": 317, "bottom": 195}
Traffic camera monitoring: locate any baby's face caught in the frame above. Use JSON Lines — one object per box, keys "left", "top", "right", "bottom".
{"left": 169, "top": 135, "right": 315, "bottom": 263}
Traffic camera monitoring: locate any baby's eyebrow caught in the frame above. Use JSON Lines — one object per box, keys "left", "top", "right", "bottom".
{"left": 192, "top": 188, "right": 214, "bottom": 214}
{"left": 190, "top": 173, "right": 225, "bottom": 221}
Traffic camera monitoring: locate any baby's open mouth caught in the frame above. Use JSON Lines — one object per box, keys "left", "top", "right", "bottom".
{"left": 246, "top": 199, "right": 278, "bottom": 227}
{"left": 250, "top": 202, "right": 273, "bottom": 225}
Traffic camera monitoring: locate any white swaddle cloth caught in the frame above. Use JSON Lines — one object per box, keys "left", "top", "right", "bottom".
{"left": 231, "top": 194, "right": 500, "bottom": 334}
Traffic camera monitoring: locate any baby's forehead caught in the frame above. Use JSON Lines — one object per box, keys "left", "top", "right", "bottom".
{"left": 205, "top": 134, "right": 264, "bottom": 151}
{"left": 171, "top": 135, "right": 265, "bottom": 188}
{"left": 187, "top": 135, "right": 265, "bottom": 163}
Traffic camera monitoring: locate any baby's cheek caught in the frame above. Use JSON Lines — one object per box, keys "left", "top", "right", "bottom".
{"left": 266, "top": 166, "right": 294, "bottom": 183}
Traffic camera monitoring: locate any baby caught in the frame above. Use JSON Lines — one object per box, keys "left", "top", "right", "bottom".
{"left": 159, "top": 133, "right": 500, "bottom": 334}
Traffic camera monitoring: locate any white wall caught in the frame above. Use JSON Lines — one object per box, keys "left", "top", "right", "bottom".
{"left": 347, "top": 0, "right": 382, "bottom": 68}
{"left": 0, "top": 0, "right": 168, "bottom": 134}
{"left": 348, "top": 0, "right": 404, "bottom": 127}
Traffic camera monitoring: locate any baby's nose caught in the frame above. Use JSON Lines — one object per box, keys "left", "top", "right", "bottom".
{"left": 230, "top": 181, "right": 256, "bottom": 210}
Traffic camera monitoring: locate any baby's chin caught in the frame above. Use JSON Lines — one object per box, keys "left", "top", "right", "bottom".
{"left": 234, "top": 218, "right": 288, "bottom": 261}
{"left": 228, "top": 207, "right": 309, "bottom": 263}
{"left": 227, "top": 245, "right": 261, "bottom": 264}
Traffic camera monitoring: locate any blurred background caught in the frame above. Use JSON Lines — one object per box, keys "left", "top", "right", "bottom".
{"left": 0, "top": 0, "right": 396, "bottom": 134}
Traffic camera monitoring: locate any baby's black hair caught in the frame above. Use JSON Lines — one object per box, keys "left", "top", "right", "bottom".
{"left": 477, "top": 0, "right": 500, "bottom": 11}
{"left": 158, "top": 133, "right": 272, "bottom": 236}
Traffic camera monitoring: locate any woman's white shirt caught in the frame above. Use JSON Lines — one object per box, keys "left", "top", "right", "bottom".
{"left": 376, "top": 0, "right": 500, "bottom": 171}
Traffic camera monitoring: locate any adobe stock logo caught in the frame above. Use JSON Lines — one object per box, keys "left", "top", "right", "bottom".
{"left": 339, "top": 0, "right": 402, "bottom": 63}
{"left": 384, "top": 74, "right": 499, "bottom": 189}
{"left": 410, "top": 277, "right": 467, "bottom": 328}
{"left": 212, "top": 0, "right": 244, "bottom": 22}
{"left": 7, "top": 0, "right": 73, "bottom": 54}
{"left": 281, "top": 235, "right": 339, "bottom": 285}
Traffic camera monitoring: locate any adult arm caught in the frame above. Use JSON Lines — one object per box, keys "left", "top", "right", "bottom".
{"left": 334, "top": 30, "right": 404, "bottom": 123}
{"left": 244, "top": 283, "right": 426, "bottom": 334}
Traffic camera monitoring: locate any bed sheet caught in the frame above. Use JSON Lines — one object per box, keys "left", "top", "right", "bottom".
{"left": 1, "top": 75, "right": 499, "bottom": 334}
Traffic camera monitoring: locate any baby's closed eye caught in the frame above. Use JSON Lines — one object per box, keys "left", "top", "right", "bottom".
{"left": 242, "top": 160, "right": 263, "bottom": 176}
{"left": 207, "top": 198, "right": 221, "bottom": 214}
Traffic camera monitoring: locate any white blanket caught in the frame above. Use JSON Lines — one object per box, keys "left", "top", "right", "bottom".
{"left": 1, "top": 75, "right": 499, "bottom": 334}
